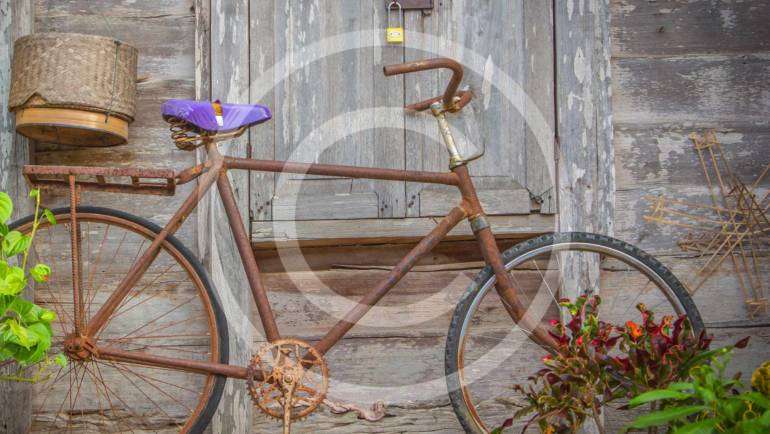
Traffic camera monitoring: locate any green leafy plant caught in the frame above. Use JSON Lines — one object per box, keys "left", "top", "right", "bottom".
{"left": 496, "top": 295, "right": 748, "bottom": 434}
{"left": 626, "top": 351, "right": 770, "bottom": 433}
{"left": 0, "top": 190, "right": 65, "bottom": 380}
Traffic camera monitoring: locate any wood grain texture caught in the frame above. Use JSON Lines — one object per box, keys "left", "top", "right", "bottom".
{"left": 615, "top": 125, "right": 770, "bottom": 189}
{"left": 555, "top": 2, "right": 613, "bottom": 431}
{"left": 248, "top": 0, "right": 275, "bottom": 222}
{"left": 613, "top": 53, "right": 770, "bottom": 127}
{"left": 251, "top": 214, "right": 554, "bottom": 247}
{"left": 259, "top": 0, "right": 555, "bottom": 227}
{"left": 0, "top": 1, "right": 34, "bottom": 432}
{"left": 611, "top": 0, "right": 770, "bottom": 57}
{"left": 524, "top": 0, "right": 557, "bottom": 214}
{"left": 268, "top": 0, "right": 406, "bottom": 222}
{"left": 29, "top": 0, "right": 202, "bottom": 432}
{"left": 555, "top": 0, "right": 614, "bottom": 236}
{"left": 610, "top": 10, "right": 770, "bottom": 431}
{"left": 207, "top": 0, "right": 254, "bottom": 432}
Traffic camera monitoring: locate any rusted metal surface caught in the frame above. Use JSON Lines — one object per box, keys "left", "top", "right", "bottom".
{"left": 98, "top": 345, "right": 251, "bottom": 380}
{"left": 644, "top": 130, "right": 769, "bottom": 318}
{"left": 85, "top": 153, "right": 223, "bottom": 336}
{"left": 224, "top": 156, "right": 459, "bottom": 185}
{"left": 456, "top": 164, "right": 558, "bottom": 349}
{"left": 32, "top": 58, "right": 566, "bottom": 432}
{"left": 67, "top": 175, "right": 85, "bottom": 335}
{"left": 407, "top": 89, "right": 472, "bottom": 112}
{"left": 217, "top": 167, "right": 281, "bottom": 342}
{"left": 393, "top": 0, "right": 434, "bottom": 11}
{"left": 313, "top": 206, "right": 467, "bottom": 355}
{"left": 246, "top": 338, "right": 328, "bottom": 432}
{"left": 168, "top": 116, "right": 248, "bottom": 151}
{"left": 175, "top": 162, "right": 209, "bottom": 185}
{"left": 383, "top": 57, "right": 466, "bottom": 111}
{"left": 23, "top": 164, "right": 176, "bottom": 196}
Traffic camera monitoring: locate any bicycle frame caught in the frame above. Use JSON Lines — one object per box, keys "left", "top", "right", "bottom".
{"left": 72, "top": 137, "right": 549, "bottom": 381}
{"left": 71, "top": 57, "right": 557, "bottom": 381}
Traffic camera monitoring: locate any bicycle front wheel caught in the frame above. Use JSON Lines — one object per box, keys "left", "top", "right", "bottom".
{"left": 10, "top": 206, "right": 229, "bottom": 433}
{"left": 445, "top": 232, "right": 703, "bottom": 433}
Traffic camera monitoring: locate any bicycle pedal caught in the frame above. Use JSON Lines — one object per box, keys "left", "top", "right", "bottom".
{"left": 323, "top": 398, "right": 386, "bottom": 421}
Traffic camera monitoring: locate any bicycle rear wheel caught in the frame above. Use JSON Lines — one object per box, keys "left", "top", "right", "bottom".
{"left": 445, "top": 232, "right": 703, "bottom": 433}
{"left": 9, "top": 206, "right": 228, "bottom": 433}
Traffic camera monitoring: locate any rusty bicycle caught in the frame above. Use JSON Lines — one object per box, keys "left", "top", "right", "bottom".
{"left": 9, "top": 58, "right": 703, "bottom": 433}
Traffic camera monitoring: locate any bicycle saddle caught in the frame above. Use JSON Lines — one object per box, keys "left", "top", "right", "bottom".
{"left": 161, "top": 99, "right": 272, "bottom": 133}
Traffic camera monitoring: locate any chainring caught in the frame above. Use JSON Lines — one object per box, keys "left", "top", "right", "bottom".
{"left": 246, "top": 338, "right": 329, "bottom": 420}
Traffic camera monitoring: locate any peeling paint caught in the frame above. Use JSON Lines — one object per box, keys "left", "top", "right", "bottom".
{"left": 573, "top": 47, "right": 586, "bottom": 84}
{"left": 482, "top": 55, "right": 493, "bottom": 109}
{"left": 719, "top": 9, "right": 737, "bottom": 30}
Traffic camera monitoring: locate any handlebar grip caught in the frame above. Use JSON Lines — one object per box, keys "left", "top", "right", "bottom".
{"left": 383, "top": 57, "right": 466, "bottom": 111}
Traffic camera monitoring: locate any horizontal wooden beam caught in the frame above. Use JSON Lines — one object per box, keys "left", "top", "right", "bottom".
{"left": 251, "top": 214, "right": 554, "bottom": 248}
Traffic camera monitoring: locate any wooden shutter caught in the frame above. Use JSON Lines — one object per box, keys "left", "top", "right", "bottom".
{"left": 250, "top": 0, "right": 555, "bottom": 239}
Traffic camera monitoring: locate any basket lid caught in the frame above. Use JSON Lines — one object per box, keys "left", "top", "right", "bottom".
{"left": 10, "top": 32, "right": 138, "bottom": 121}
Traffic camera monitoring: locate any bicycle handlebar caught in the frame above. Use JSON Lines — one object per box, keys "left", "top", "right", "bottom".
{"left": 383, "top": 57, "right": 471, "bottom": 112}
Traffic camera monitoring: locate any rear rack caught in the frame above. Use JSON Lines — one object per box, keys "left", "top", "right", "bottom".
{"left": 23, "top": 165, "right": 176, "bottom": 196}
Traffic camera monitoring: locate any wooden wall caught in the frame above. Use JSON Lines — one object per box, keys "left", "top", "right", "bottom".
{"left": 5, "top": 0, "right": 766, "bottom": 432}
{"left": 33, "top": 0, "right": 199, "bottom": 245}
{"left": 28, "top": 0, "right": 203, "bottom": 431}
{"left": 611, "top": 0, "right": 770, "bottom": 377}
{"left": 1, "top": 1, "right": 34, "bottom": 431}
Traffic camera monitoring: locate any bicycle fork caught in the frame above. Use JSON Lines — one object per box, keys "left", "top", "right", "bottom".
{"left": 431, "top": 103, "right": 557, "bottom": 350}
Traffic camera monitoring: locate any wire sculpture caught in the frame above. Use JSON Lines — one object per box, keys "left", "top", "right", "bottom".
{"left": 644, "top": 131, "right": 769, "bottom": 318}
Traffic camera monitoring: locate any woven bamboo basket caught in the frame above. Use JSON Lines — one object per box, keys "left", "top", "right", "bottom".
{"left": 9, "top": 32, "right": 138, "bottom": 147}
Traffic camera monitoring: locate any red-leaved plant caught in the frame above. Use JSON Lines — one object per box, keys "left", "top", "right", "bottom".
{"left": 495, "top": 295, "right": 748, "bottom": 434}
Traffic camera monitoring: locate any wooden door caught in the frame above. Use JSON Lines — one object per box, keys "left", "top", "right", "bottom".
{"left": 249, "top": 0, "right": 555, "bottom": 238}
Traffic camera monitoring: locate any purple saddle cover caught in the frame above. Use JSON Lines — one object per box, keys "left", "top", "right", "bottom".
{"left": 161, "top": 99, "right": 272, "bottom": 133}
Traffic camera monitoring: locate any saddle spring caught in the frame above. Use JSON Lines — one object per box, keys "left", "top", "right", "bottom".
{"left": 168, "top": 116, "right": 207, "bottom": 151}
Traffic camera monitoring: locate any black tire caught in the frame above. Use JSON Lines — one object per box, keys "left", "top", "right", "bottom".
{"left": 10, "top": 206, "right": 229, "bottom": 434}
{"left": 445, "top": 232, "right": 703, "bottom": 433}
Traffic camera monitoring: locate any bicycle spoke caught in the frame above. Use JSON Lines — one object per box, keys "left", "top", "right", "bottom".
{"left": 451, "top": 236, "right": 701, "bottom": 433}
{"left": 26, "top": 212, "right": 221, "bottom": 432}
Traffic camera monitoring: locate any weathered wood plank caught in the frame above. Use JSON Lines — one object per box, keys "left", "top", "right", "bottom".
{"left": 1, "top": 1, "right": 34, "bottom": 432}
{"left": 524, "top": 0, "right": 557, "bottom": 214}
{"left": 612, "top": 53, "right": 770, "bottom": 127}
{"left": 611, "top": 0, "right": 770, "bottom": 57}
{"left": 35, "top": 6, "right": 195, "bottom": 79}
{"left": 368, "top": 0, "right": 407, "bottom": 219}
{"left": 555, "top": 0, "right": 614, "bottom": 236}
{"left": 207, "top": 0, "right": 253, "bottom": 431}
{"left": 403, "top": 5, "right": 439, "bottom": 218}
{"left": 419, "top": 186, "right": 531, "bottom": 216}
{"left": 194, "top": 0, "right": 211, "bottom": 272}
{"left": 270, "top": 0, "right": 406, "bottom": 223}
{"left": 248, "top": 0, "right": 274, "bottom": 222}
{"left": 614, "top": 125, "right": 770, "bottom": 189}
{"left": 614, "top": 186, "right": 768, "bottom": 254}
{"left": 251, "top": 214, "right": 554, "bottom": 247}
{"left": 556, "top": 1, "right": 613, "bottom": 431}
{"left": 252, "top": 238, "right": 525, "bottom": 274}
{"left": 272, "top": 192, "right": 379, "bottom": 220}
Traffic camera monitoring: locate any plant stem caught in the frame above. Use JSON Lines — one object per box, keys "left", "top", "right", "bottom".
{"left": 591, "top": 398, "right": 605, "bottom": 434}
{"left": 21, "top": 194, "right": 41, "bottom": 271}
